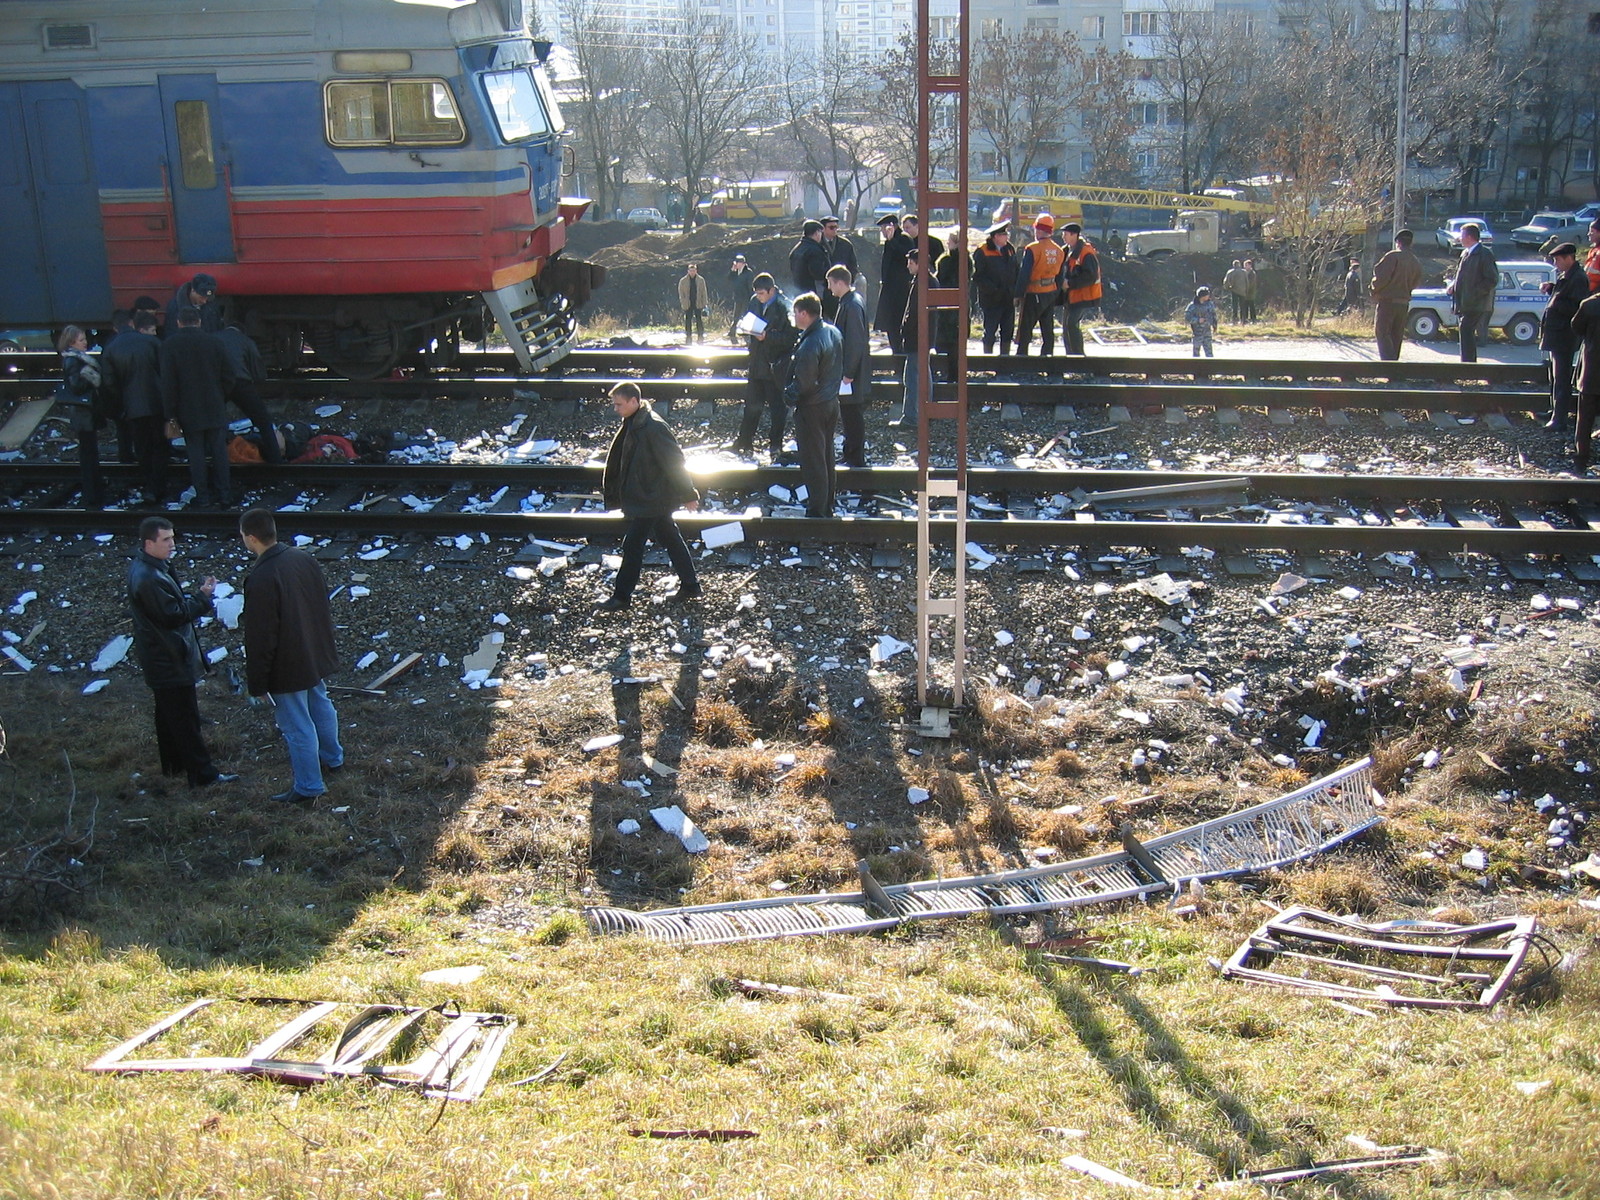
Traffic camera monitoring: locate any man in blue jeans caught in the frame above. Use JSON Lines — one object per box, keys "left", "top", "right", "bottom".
{"left": 239, "top": 508, "right": 344, "bottom": 804}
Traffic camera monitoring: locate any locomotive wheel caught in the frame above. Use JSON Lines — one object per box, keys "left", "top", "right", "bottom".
{"left": 308, "top": 320, "right": 402, "bottom": 380}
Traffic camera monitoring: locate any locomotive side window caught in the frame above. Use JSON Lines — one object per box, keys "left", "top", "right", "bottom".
{"left": 325, "top": 79, "right": 464, "bottom": 146}
{"left": 175, "top": 101, "right": 216, "bottom": 189}
{"left": 483, "top": 68, "right": 552, "bottom": 142}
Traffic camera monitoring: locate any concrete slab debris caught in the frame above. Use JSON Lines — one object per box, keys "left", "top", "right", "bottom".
{"left": 91, "top": 634, "right": 134, "bottom": 673}
{"left": 650, "top": 804, "right": 710, "bottom": 852}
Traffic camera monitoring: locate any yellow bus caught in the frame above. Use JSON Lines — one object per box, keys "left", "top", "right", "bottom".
{"left": 697, "top": 180, "right": 790, "bottom": 224}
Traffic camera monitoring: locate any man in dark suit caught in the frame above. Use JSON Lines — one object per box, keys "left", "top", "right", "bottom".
{"left": 159, "top": 305, "right": 237, "bottom": 508}
{"left": 1448, "top": 223, "right": 1498, "bottom": 363}
{"left": 103, "top": 310, "right": 167, "bottom": 503}
{"left": 240, "top": 508, "right": 344, "bottom": 804}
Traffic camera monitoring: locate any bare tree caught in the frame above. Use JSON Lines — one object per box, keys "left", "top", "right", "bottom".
{"left": 970, "top": 30, "right": 1080, "bottom": 184}
{"left": 640, "top": 3, "right": 769, "bottom": 222}
{"left": 1076, "top": 46, "right": 1140, "bottom": 190}
{"left": 1510, "top": 0, "right": 1589, "bottom": 205}
{"left": 779, "top": 46, "right": 890, "bottom": 218}
{"left": 560, "top": 0, "right": 652, "bottom": 220}
{"left": 1144, "top": 2, "right": 1260, "bottom": 194}
{"left": 1260, "top": 23, "right": 1392, "bottom": 327}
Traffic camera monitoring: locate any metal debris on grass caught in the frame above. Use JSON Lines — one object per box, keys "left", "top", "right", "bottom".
{"left": 87, "top": 997, "right": 515, "bottom": 1101}
{"left": 1216, "top": 906, "right": 1542, "bottom": 1010}
{"left": 585, "top": 758, "right": 1380, "bottom": 945}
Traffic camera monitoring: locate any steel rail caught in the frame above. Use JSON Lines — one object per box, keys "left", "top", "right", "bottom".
{"left": 2, "top": 470, "right": 1598, "bottom": 555}
{"left": 0, "top": 376, "right": 1547, "bottom": 415}
{"left": 0, "top": 348, "right": 1546, "bottom": 386}
{"left": 2, "top": 462, "right": 1598, "bottom": 504}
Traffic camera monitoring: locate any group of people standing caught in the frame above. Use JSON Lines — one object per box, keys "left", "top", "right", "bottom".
{"left": 127, "top": 509, "right": 343, "bottom": 805}
{"left": 1221, "top": 260, "right": 1263, "bottom": 323}
{"left": 55, "top": 273, "right": 279, "bottom": 510}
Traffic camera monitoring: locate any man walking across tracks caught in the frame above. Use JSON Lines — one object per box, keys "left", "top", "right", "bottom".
{"left": 1448, "top": 223, "right": 1498, "bottom": 363}
{"left": 240, "top": 508, "right": 344, "bottom": 805}
{"left": 127, "top": 516, "right": 237, "bottom": 789}
{"left": 597, "top": 382, "right": 701, "bottom": 612}
{"left": 826, "top": 265, "right": 871, "bottom": 467}
{"left": 1370, "top": 229, "right": 1424, "bottom": 361}
{"left": 785, "top": 293, "right": 844, "bottom": 518}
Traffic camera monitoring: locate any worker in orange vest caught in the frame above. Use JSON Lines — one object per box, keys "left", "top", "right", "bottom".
{"left": 1013, "top": 212, "right": 1065, "bottom": 355}
{"left": 1060, "top": 221, "right": 1103, "bottom": 356}
{"left": 1585, "top": 219, "right": 1600, "bottom": 292}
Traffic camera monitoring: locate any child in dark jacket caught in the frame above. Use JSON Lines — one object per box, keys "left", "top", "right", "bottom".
{"left": 1184, "top": 287, "right": 1220, "bottom": 357}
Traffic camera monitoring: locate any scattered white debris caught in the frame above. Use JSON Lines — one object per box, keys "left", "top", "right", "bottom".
{"left": 1106, "top": 661, "right": 1130, "bottom": 681}
{"left": 1115, "top": 708, "right": 1151, "bottom": 726}
{"left": 995, "top": 630, "right": 1014, "bottom": 646}
{"left": 641, "top": 753, "right": 678, "bottom": 777}
{"left": 349, "top": 586, "right": 370, "bottom": 599}
{"left": 419, "top": 965, "right": 485, "bottom": 985}
{"left": 650, "top": 805, "right": 710, "bottom": 852}
{"left": 240, "top": 856, "right": 265, "bottom": 868}
{"left": 965, "top": 542, "right": 997, "bottom": 564}
{"left": 618, "top": 818, "right": 641, "bottom": 835}
{"left": 313, "top": 404, "right": 342, "bottom": 417}
{"left": 1072, "top": 626, "right": 1093, "bottom": 641}
{"left": 871, "top": 635, "right": 913, "bottom": 663}
{"left": 91, "top": 634, "right": 133, "bottom": 673}
{"left": 356, "top": 651, "right": 379, "bottom": 671}
{"left": 359, "top": 547, "right": 390, "bottom": 561}
{"left": 505, "top": 566, "right": 536, "bottom": 581}
{"left": 1270, "top": 572, "right": 1308, "bottom": 595}
{"left": 701, "top": 521, "right": 745, "bottom": 549}
{"left": 205, "top": 647, "right": 228, "bottom": 664}
{"left": 82, "top": 679, "right": 110, "bottom": 695}
{"left": 907, "top": 786, "right": 930, "bottom": 804}
{"left": 8, "top": 591, "right": 38, "bottom": 616}
{"left": 1460, "top": 848, "right": 1488, "bottom": 871}
{"left": 1422, "top": 749, "right": 1442, "bottom": 769}
{"left": 1514, "top": 1080, "right": 1551, "bottom": 1096}
{"left": 583, "top": 733, "right": 623, "bottom": 753}
{"left": 212, "top": 594, "right": 245, "bottom": 629}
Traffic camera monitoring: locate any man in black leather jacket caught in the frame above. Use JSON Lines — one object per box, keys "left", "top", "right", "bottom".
{"left": 127, "top": 516, "right": 236, "bottom": 787}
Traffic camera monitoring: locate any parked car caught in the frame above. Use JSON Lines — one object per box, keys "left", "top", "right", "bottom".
{"left": 1406, "top": 258, "right": 1553, "bottom": 345}
{"left": 872, "top": 194, "right": 903, "bottom": 222}
{"left": 625, "top": 207, "right": 665, "bottom": 230}
{"left": 1510, "top": 211, "right": 1585, "bottom": 248}
{"left": 1435, "top": 217, "right": 1494, "bottom": 248}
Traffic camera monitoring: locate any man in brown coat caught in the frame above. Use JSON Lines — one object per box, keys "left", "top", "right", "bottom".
{"left": 1371, "top": 229, "right": 1424, "bottom": 361}
{"left": 240, "top": 508, "right": 343, "bottom": 804}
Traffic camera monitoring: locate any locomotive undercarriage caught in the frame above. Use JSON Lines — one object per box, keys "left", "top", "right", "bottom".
{"left": 238, "top": 257, "right": 599, "bottom": 378}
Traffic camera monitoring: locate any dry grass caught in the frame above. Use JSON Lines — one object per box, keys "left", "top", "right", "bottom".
{"left": 5, "top": 652, "right": 1600, "bottom": 1200}
{"left": 693, "top": 699, "right": 753, "bottom": 747}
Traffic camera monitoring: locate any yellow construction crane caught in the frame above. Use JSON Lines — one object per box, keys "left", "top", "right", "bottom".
{"left": 965, "top": 179, "right": 1277, "bottom": 217}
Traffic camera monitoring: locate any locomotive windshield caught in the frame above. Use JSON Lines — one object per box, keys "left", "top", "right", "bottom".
{"left": 483, "top": 68, "right": 555, "bottom": 142}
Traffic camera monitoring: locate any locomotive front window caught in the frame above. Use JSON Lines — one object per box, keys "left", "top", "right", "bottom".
{"left": 325, "top": 79, "right": 464, "bottom": 146}
{"left": 483, "top": 68, "right": 552, "bottom": 142}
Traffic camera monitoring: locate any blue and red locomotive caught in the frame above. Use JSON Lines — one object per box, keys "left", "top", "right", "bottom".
{"left": 0, "top": 0, "right": 601, "bottom": 375}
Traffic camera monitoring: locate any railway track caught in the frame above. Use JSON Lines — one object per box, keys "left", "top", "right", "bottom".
{"left": 3, "top": 463, "right": 1598, "bottom": 570}
{"left": 1, "top": 349, "right": 1553, "bottom": 424}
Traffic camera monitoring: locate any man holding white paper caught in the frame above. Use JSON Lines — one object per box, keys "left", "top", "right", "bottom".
{"left": 731, "top": 273, "right": 797, "bottom": 459}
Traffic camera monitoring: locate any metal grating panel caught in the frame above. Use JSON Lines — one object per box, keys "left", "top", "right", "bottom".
{"left": 585, "top": 759, "right": 1379, "bottom": 946}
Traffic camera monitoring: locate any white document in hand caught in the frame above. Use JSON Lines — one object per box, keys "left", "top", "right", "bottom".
{"left": 735, "top": 311, "right": 767, "bottom": 336}
{"left": 839, "top": 380, "right": 853, "bottom": 396}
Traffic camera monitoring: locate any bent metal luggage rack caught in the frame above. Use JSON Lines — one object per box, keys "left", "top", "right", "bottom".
{"left": 86, "top": 997, "right": 515, "bottom": 1101}
{"left": 586, "top": 757, "right": 1380, "bottom": 946}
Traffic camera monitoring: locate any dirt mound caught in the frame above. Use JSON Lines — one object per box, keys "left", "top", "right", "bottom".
{"left": 570, "top": 218, "right": 1284, "bottom": 327}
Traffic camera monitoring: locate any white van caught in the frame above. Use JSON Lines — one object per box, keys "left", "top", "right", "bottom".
{"left": 1407, "top": 259, "right": 1556, "bottom": 345}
